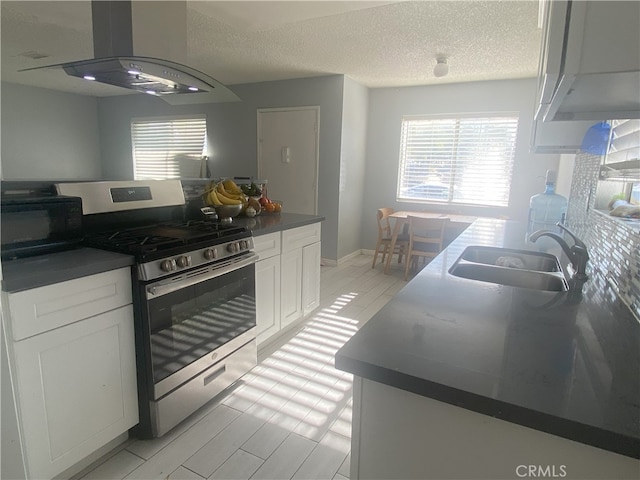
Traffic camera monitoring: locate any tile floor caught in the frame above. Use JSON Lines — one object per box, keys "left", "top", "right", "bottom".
{"left": 75, "top": 253, "right": 409, "bottom": 480}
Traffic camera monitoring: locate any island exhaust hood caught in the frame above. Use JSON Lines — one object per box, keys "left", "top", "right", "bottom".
{"left": 21, "top": 1, "right": 240, "bottom": 105}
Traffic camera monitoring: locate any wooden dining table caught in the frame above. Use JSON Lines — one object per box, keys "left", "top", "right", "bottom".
{"left": 384, "top": 211, "right": 477, "bottom": 274}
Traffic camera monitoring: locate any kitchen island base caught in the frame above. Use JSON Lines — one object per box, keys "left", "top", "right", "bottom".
{"left": 351, "top": 377, "right": 639, "bottom": 480}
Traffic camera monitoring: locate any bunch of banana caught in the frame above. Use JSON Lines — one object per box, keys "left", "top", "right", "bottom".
{"left": 221, "top": 179, "right": 243, "bottom": 196}
{"left": 204, "top": 180, "right": 246, "bottom": 206}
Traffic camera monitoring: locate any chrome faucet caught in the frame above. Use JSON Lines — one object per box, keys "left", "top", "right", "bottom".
{"left": 529, "top": 223, "right": 589, "bottom": 280}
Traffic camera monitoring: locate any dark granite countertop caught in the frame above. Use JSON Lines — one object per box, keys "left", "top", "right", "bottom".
{"left": 231, "top": 212, "right": 324, "bottom": 236}
{"left": 335, "top": 218, "right": 640, "bottom": 458}
{"left": 2, "top": 247, "right": 134, "bottom": 293}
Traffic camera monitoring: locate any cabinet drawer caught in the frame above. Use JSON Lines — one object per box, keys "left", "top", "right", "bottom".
{"left": 7, "top": 267, "right": 132, "bottom": 341}
{"left": 282, "top": 223, "right": 321, "bottom": 252}
{"left": 253, "top": 232, "right": 281, "bottom": 260}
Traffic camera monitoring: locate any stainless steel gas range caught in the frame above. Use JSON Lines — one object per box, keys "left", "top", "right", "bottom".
{"left": 56, "top": 180, "right": 257, "bottom": 438}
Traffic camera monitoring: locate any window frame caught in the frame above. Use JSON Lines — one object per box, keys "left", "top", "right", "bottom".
{"left": 131, "top": 114, "right": 207, "bottom": 180}
{"left": 396, "top": 112, "right": 519, "bottom": 208}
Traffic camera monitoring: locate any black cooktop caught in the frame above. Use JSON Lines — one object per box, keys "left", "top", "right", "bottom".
{"left": 83, "top": 221, "right": 249, "bottom": 260}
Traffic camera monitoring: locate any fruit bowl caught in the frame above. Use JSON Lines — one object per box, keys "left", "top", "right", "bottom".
{"left": 213, "top": 204, "right": 243, "bottom": 222}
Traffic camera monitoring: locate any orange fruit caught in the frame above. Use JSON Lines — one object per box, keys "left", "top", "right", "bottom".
{"left": 264, "top": 203, "right": 276, "bottom": 213}
{"left": 273, "top": 203, "right": 282, "bottom": 213}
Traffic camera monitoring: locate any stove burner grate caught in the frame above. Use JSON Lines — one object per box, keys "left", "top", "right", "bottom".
{"left": 84, "top": 221, "right": 249, "bottom": 256}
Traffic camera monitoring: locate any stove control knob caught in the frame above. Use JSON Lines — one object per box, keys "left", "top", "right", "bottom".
{"left": 204, "top": 248, "right": 217, "bottom": 260}
{"left": 227, "top": 242, "right": 238, "bottom": 253}
{"left": 240, "top": 240, "right": 248, "bottom": 250}
{"left": 176, "top": 255, "right": 192, "bottom": 268}
{"left": 160, "top": 259, "right": 177, "bottom": 272}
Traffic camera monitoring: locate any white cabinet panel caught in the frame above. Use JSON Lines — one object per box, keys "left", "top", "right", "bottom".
{"left": 530, "top": 118, "right": 593, "bottom": 154}
{"left": 302, "top": 242, "right": 321, "bottom": 316}
{"left": 253, "top": 232, "right": 281, "bottom": 260}
{"left": 282, "top": 223, "right": 321, "bottom": 252}
{"left": 256, "top": 256, "right": 281, "bottom": 345}
{"left": 537, "top": 0, "right": 640, "bottom": 122}
{"left": 11, "top": 305, "right": 138, "bottom": 479}
{"left": 281, "top": 248, "right": 303, "bottom": 328}
{"left": 7, "top": 268, "right": 131, "bottom": 341}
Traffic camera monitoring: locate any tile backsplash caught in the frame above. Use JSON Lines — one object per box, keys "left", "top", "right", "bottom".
{"left": 566, "top": 152, "right": 639, "bottom": 319}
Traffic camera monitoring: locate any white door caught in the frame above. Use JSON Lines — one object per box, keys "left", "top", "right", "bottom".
{"left": 257, "top": 107, "right": 319, "bottom": 215}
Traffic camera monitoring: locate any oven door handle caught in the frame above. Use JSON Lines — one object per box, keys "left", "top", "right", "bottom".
{"left": 146, "top": 253, "right": 258, "bottom": 299}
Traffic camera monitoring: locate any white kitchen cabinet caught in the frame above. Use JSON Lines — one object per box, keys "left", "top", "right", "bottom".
{"left": 253, "top": 222, "right": 322, "bottom": 346}
{"left": 280, "top": 247, "right": 304, "bottom": 328}
{"left": 530, "top": 118, "right": 593, "bottom": 154}
{"left": 536, "top": 0, "right": 640, "bottom": 122}
{"left": 2, "top": 267, "right": 138, "bottom": 480}
{"left": 281, "top": 223, "right": 321, "bottom": 329}
{"left": 302, "top": 240, "right": 321, "bottom": 316}
{"left": 350, "top": 377, "right": 638, "bottom": 480}
{"left": 254, "top": 232, "right": 282, "bottom": 345}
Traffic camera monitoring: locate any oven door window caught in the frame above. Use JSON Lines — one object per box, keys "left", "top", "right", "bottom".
{"left": 147, "top": 264, "right": 256, "bottom": 384}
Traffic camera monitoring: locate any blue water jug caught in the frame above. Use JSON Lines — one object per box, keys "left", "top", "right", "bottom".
{"left": 528, "top": 170, "right": 568, "bottom": 233}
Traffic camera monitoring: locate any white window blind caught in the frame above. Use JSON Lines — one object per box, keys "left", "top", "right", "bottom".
{"left": 132, "top": 115, "right": 207, "bottom": 180}
{"left": 605, "top": 119, "right": 640, "bottom": 165}
{"left": 397, "top": 114, "right": 519, "bottom": 207}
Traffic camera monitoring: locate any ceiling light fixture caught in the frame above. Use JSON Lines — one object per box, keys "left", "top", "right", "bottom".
{"left": 434, "top": 57, "right": 449, "bottom": 78}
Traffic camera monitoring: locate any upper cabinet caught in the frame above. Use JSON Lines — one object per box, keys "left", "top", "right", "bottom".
{"left": 536, "top": 0, "right": 640, "bottom": 123}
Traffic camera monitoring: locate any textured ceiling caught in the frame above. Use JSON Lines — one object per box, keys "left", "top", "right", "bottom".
{"left": 1, "top": 1, "right": 542, "bottom": 96}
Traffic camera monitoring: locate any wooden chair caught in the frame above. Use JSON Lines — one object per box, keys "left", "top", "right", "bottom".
{"left": 372, "top": 208, "right": 409, "bottom": 269}
{"left": 403, "top": 216, "right": 449, "bottom": 280}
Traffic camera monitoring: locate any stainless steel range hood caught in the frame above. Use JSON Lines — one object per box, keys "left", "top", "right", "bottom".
{"left": 21, "top": 1, "right": 240, "bottom": 105}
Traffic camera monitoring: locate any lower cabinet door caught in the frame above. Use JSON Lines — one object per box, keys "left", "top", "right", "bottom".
{"left": 12, "top": 305, "right": 138, "bottom": 479}
{"left": 302, "top": 241, "right": 321, "bottom": 316}
{"left": 281, "top": 248, "right": 303, "bottom": 328}
{"left": 255, "top": 256, "right": 281, "bottom": 345}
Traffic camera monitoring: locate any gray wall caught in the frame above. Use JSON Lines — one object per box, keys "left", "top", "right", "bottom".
{"left": 97, "top": 75, "right": 345, "bottom": 261}
{"left": 337, "top": 77, "right": 369, "bottom": 261}
{"left": 1, "top": 82, "right": 102, "bottom": 180}
{"left": 361, "top": 78, "right": 560, "bottom": 251}
{"left": 1, "top": 77, "right": 568, "bottom": 264}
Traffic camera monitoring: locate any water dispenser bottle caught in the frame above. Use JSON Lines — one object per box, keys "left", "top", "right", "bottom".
{"left": 528, "top": 170, "right": 568, "bottom": 234}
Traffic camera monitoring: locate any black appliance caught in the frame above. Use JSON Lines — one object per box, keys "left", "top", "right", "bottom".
{"left": 56, "top": 180, "right": 257, "bottom": 438}
{"left": 0, "top": 195, "right": 83, "bottom": 260}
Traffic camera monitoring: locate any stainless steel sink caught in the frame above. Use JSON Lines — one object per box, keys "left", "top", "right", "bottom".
{"left": 458, "top": 246, "right": 561, "bottom": 272}
{"left": 449, "top": 246, "right": 568, "bottom": 292}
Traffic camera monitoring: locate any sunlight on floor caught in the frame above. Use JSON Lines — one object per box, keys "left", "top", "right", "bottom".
{"left": 222, "top": 292, "right": 360, "bottom": 442}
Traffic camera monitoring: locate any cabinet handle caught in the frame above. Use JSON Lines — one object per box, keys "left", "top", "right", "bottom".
{"left": 204, "top": 365, "right": 226, "bottom": 386}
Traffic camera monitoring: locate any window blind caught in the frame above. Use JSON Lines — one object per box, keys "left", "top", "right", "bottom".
{"left": 397, "top": 115, "right": 519, "bottom": 207}
{"left": 132, "top": 116, "right": 207, "bottom": 180}
{"left": 605, "top": 119, "right": 640, "bottom": 164}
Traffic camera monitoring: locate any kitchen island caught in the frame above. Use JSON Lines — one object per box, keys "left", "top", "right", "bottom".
{"left": 335, "top": 219, "right": 639, "bottom": 479}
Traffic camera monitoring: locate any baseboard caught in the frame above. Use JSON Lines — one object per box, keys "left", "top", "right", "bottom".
{"left": 321, "top": 257, "right": 337, "bottom": 267}
{"left": 338, "top": 249, "right": 366, "bottom": 264}
{"left": 322, "top": 249, "right": 371, "bottom": 267}
{"left": 62, "top": 433, "right": 131, "bottom": 480}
